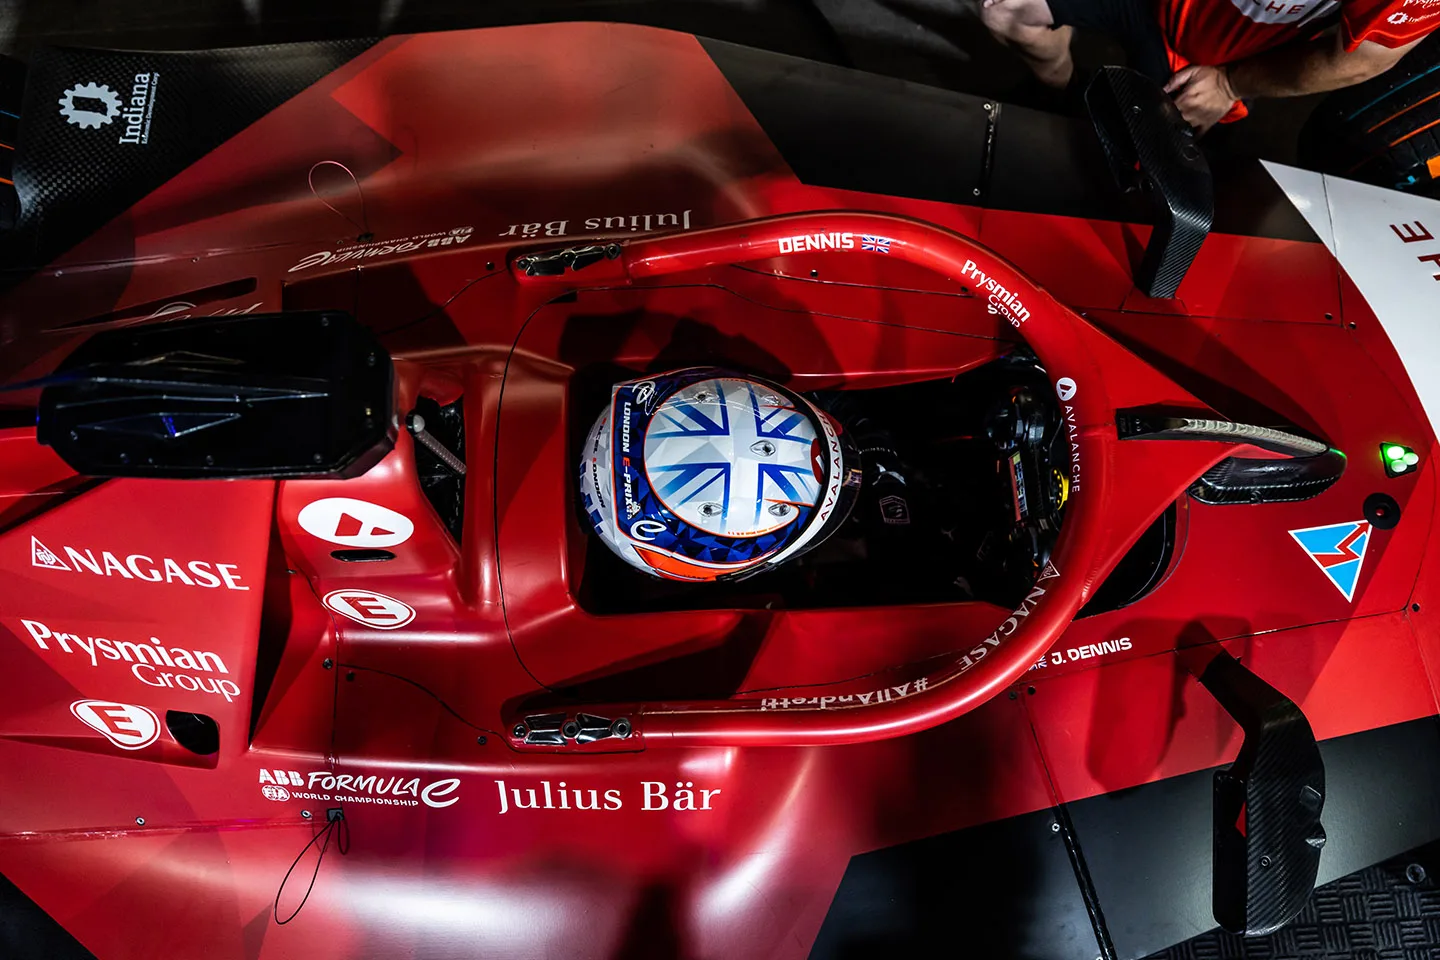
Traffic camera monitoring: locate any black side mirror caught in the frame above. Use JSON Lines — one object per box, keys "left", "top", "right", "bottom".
{"left": 1085, "top": 66, "right": 1214, "bottom": 299}
{"left": 1189, "top": 648, "right": 1326, "bottom": 935}
{"left": 33, "top": 311, "right": 395, "bottom": 479}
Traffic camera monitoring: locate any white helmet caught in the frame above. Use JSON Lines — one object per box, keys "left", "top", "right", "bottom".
{"left": 578, "top": 368, "right": 860, "bottom": 582}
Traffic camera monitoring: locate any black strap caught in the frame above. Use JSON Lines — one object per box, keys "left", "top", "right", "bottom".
{"left": 273, "top": 809, "right": 349, "bottom": 925}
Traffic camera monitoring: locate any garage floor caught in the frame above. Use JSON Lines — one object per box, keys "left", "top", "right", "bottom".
{"left": 0, "top": 0, "right": 1321, "bottom": 164}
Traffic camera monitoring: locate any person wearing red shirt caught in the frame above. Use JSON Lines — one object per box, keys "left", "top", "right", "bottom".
{"left": 980, "top": 0, "right": 1440, "bottom": 131}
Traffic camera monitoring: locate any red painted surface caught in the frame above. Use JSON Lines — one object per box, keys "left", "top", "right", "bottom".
{"left": 0, "top": 21, "right": 1434, "bottom": 960}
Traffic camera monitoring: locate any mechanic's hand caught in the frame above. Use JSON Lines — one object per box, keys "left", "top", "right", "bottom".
{"left": 1163, "top": 65, "right": 1239, "bottom": 134}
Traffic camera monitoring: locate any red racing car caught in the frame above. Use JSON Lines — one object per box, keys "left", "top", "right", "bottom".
{"left": 0, "top": 21, "right": 1439, "bottom": 960}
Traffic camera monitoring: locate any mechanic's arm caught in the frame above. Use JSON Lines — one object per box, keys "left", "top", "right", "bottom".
{"left": 1165, "top": 28, "right": 1422, "bottom": 132}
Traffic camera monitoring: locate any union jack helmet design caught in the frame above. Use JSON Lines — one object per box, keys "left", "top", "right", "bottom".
{"left": 578, "top": 368, "right": 861, "bottom": 582}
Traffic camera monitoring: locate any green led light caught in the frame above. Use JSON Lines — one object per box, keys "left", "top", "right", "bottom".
{"left": 1382, "top": 443, "right": 1421, "bottom": 477}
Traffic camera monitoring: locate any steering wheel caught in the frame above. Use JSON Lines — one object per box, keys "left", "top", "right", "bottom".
{"left": 509, "top": 212, "right": 1115, "bottom": 748}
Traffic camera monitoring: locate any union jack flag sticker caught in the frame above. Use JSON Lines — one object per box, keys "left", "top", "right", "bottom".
{"left": 860, "top": 235, "right": 892, "bottom": 253}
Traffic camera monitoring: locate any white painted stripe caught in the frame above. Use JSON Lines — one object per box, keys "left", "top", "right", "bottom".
{"left": 1264, "top": 161, "right": 1440, "bottom": 435}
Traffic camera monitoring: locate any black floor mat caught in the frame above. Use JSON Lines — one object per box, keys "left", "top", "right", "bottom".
{"left": 1148, "top": 839, "right": 1440, "bottom": 960}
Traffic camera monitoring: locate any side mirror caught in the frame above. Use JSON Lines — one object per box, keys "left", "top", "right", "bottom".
{"left": 33, "top": 311, "right": 395, "bottom": 479}
{"left": 1085, "top": 66, "right": 1214, "bottom": 299}
{"left": 1187, "top": 647, "right": 1326, "bottom": 935}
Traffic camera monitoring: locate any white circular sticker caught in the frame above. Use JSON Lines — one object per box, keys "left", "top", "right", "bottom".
{"left": 1055, "top": 377, "right": 1077, "bottom": 401}
{"left": 70, "top": 699, "right": 160, "bottom": 750}
{"left": 298, "top": 497, "right": 414, "bottom": 548}
{"left": 322, "top": 589, "right": 417, "bottom": 630}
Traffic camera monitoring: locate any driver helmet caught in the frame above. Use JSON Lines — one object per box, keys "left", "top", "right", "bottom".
{"left": 579, "top": 367, "right": 860, "bottom": 582}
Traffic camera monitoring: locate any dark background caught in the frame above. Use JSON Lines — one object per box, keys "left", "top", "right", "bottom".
{"left": 0, "top": 0, "right": 1318, "bottom": 163}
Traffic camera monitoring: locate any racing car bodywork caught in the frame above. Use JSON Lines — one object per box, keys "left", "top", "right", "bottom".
{"left": 1, "top": 21, "right": 1440, "bottom": 960}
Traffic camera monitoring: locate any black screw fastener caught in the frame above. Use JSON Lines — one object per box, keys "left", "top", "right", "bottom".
{"left": 562, "top": 721, "right": 580, "bottom": 739}
{"left": 1259, "top": 855, "right": 1273, "bottom": 868}
{"left": 512, "top": 723, "right": 528, "bottom": 739}
{"left": 612, "top": 718, "right": 632, "bottom": 739}
{"left": 322, "top": 658, "right": 334, "bottom": 670}
{"left": 476, "top": 735, "right": 487, "bottom": 746}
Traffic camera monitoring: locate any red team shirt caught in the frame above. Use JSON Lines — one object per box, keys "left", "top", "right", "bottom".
{"left": 1155, "top": 0, "right": 1440, "bottom": 118}
{"left": 1158, "top": 0, "right": 1439, "bottom": 68}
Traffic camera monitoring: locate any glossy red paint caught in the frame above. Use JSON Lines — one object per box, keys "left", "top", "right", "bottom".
{"left": 0, "top": 21, "right": 1435, "bottom": 960}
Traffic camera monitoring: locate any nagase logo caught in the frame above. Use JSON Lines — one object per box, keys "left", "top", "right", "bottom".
{"left": 70, "top": 699, "right": 160, "bottom": 750}
{"left": 21, "top": 619, "right": 241, "bottom": 703}
{"left": 258, "top": 768, "right": 460, "bottom": 808}
{"left": 958, "top": 561, "right": 1061, "bottom": 674}
{"left": 297, "top": 498, "right": 414, "bottom": 548}
{"left": 30, "top": 536, "right": 249, "bottom": 590}
{"left": 322, "top": 589, "right": 416, "bottom": 630}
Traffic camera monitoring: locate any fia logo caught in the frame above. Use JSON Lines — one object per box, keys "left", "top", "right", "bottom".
{"left": 297, "top": 498, "right": 414, "bottom": 548}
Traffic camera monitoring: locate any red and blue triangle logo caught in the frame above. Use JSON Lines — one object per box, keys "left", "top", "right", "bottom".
{"left": 1289, "top": 520, "right": 1372, "bottom": 603}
